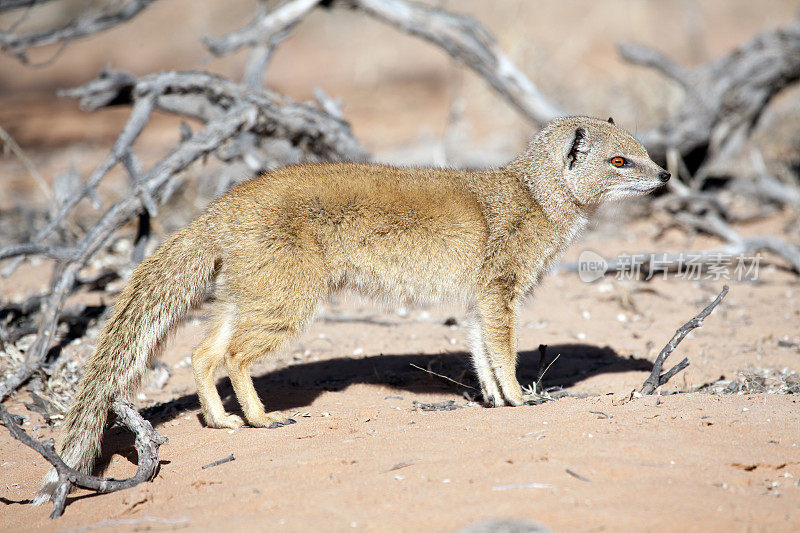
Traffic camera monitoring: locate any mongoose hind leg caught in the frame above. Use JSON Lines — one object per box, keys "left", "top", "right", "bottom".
{"left": 192, "top": 304, "right": 244, "bottom": 429}
{"left": 476, "top": 290, "right": 525, "bottom": 407}
{"left": 225, "top": 319, "right": 305, "bottom": 428}
{"left": 224, "top": 280, "right": 324, "bottom": 427}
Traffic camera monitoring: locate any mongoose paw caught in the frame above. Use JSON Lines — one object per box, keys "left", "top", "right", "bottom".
{"left": 206, "top": 413, "right": 245, "bottom": 429}
{"left": 268, "top": 418, "right": 297, "bottom": 429}
{"left": 482, "top": 395, "right": 510, "bottom": 408}
{"left": 247, "top": 411, "right": 294, "bottom": 428}
{"left": 504, "top": 396, "right": 526, "bottom": 407}
{"left": 522, "top": 394, "right": 551, "bottom": 406}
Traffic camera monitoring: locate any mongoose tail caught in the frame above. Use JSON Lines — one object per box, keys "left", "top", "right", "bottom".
{"left": 33, "top": 216, "right": 219, "bottom": 505}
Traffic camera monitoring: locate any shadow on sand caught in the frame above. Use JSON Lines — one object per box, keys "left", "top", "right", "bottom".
{"left": 136, "top": 342, "right": 652, "bottom": 426}
{"left": 52, "top": 342, "right": 651, "bottom": 506}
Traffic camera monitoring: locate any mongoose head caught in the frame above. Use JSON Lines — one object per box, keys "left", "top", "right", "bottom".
{"left": 521, "top": 116, "right": 670, "bottom": 208}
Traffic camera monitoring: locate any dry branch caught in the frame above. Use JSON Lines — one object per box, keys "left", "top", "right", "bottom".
{"left": 204, "top": 0, "right": 320, "bottom": 57}
{"left": 345, "top": 0, "right": 564, "bottom": 125}
{"left": 0, "top": 0, "right": 59, "bottom": 12}
{"left": 0, "top": 102, "right": 258, "bottom": 401}
{"left": 0, "top": 0, "right": 159, "bottom": 65}
{"left": 619, "top": 18, "right": 800, "bottom": 173}
{"left": 0, "top": 66, "right": 366, "bottom": 401}
{"left": 0, "top": 400, "right": 167, "bottom": 519}
{"left": 0, "top": 122, "right": 51, "bottom": 200}
{"left": 640, "top": 285, "right": 729, "bottom": 395}
{"left": 204, "top": 0, "right": 564, "bottom": 125}
{"left": 241, "top": 1, "right": 296, "bottom": 89}
{"left": 201, "top": 453, "right": 235, "bottom": 470}
{"left": 675, "top": 211, "right": 800, "bottom": 273}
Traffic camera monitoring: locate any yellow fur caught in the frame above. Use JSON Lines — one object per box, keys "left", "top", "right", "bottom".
{"left": 35, "top": 116, "right": 668, "bottom": 503}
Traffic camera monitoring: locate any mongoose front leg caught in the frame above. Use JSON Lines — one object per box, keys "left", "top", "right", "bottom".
{"left": 476, "top": 291, "right": 525, "bottom": 406}
{"left": 467, "top": 314, "right": 503, "bottom": 406}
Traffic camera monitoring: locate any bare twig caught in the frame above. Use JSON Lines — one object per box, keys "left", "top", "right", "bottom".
{"left": 204, "top": 0, "right": 563, "bottom": 124}
{"left": 532, "top": 344, "right": 560, "bottom": 395}
{"left": 640, "top": 285, "right": 729, "bottom": 395}
{"left": 343, "top": 0, "right": 563, "bottom": 125}
{"left": 565, "top": 468, "right": 591, "bottom": 482}
{"left": 242, "top": 15, "right": 293, "bottom": 89}
{"left": 0, "top": 243, "right": 75, "bottom": 262}
{"left": 409, "top": 362, "right": 477, "bottom": 391}
{"left": 387, "top": 458, "right": 420, "bottom": 471}
{"left": 734, "top": 149, "right": 800, "bottom": 207}
{"left": 617, "top": 42, "right": 693, "bottom": 90}
{"left": 0, "top": 400, "right": 167, "bottom": 519}
{"left": 0, "top": 122, "right": 51, "bottom": 200}
{"left": 0, "top": 0, "right": 60, "bottom": 12}
{"left": 201, "top": 453, "right": 235, "bottom": 470}
{"left": 204, "top": 0, "right": 320, "bottom": 56}
{"left": 0, "top": 0, "right": 159, "bottom": 65}
{"left": 0, "top": 103, "right": 257, "bottom": 401}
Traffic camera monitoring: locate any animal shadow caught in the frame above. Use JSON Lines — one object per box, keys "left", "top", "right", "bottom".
{"left": 88, "top": 343, "right": 651, "bottom": 479}
{"left": 141, "top": 343, "right": 652, "bottom": 427}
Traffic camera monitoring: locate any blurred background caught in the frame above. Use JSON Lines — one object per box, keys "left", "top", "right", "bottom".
{"left": 1, "top": 1, "right": 798, "bottom": 213}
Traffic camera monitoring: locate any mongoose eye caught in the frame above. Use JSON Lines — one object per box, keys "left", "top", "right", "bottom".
{"left": 610, "top": 157, "right": 628, "bottom": 168}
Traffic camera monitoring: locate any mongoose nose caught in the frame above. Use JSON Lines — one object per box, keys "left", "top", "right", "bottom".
{"left": 658, "top": 170, "right": 671, "bottom": 182}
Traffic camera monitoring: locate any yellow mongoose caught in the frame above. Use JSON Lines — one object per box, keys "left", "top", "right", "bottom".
{"left": 36, "top": 116, "right": 669, "bottom": 502}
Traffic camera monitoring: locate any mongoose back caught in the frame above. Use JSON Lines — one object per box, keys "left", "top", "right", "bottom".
{"left": 36, "top": 116, "right": 669, "bottom": 503}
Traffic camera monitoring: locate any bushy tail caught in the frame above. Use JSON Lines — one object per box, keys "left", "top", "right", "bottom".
{"left": 33, "top": 217, "right": 219, "bottom": 504}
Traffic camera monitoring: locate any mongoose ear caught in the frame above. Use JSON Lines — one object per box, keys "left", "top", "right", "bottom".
{"left": 566, "top": 127, "right": 588, "bottom": 170}
{"left": 607, "top": 117, "right": 615, "bottom": 125}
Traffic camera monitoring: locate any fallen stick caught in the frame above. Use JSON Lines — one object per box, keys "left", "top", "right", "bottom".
{"left": 0, "top": 400, "right": 167, "bottom": 519}
{"left": 565, "top": 468, "right": 591, "bottom": 482}
{"left": 534, "top": 344, "right": 549, "bottom": 393}
{"left": 201, "top": 453, "right": 235, "bottom": 470}
{"left": 640, "top": 285, "right": 729, "bottom": 395}
{"left": 409, "top": 362, "right": 477, "bottom": 391}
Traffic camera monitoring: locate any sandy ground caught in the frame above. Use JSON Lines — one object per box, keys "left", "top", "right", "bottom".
{"left": 2, "top": 220, "right": 799, "bottom": 532}
{"left": 2, "top": 1, "right": 800, "bottom": 531}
